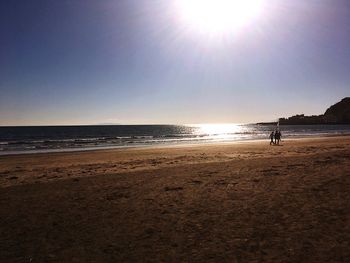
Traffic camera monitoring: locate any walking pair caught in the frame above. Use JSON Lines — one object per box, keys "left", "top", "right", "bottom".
{"left": 269, "top": 130, "right": 282, "bottom": 145}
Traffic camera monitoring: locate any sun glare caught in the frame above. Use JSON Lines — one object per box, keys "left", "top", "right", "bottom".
{"left": 194, "top": 123, "right": 241, "bottom": 137}
{"left": 176, "top": 0, "right": 264, "bottom": 35}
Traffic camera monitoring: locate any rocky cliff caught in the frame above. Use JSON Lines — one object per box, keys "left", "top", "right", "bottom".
{"left": 258, "top": 97, "right": 350, "bottom": 125}
{"left": 324, "top": 97, "right": 350, "bottom": 124}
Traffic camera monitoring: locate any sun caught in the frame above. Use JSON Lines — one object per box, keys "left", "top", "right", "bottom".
{"left": 175, "top": 0, "right": 264, "bottom": 35}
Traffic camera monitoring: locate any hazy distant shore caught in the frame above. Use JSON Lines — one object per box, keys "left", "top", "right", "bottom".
{"left": 1, "top": 136, "right": 349, "bottom": 261}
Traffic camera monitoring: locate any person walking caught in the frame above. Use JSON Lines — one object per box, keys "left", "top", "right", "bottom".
{"left": 269, "top": 131, "right": 275, "bottom": 145}
{"left": 275, "top": 130, "right": 281, "bottom": 145}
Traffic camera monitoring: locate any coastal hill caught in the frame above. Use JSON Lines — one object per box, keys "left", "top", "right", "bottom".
{"left": 259, "top": 97, "right": 350, "bottom": 125}
{"left": 324, "top": 97, "right": 350, "bottom": 123}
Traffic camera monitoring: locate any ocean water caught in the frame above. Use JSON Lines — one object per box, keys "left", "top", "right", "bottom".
{"left": 0, "top": 124, "right": 350, "bottom": 155}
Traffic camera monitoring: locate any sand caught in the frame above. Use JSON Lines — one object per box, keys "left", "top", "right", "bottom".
{"left": 0, "top": 136, "right": 349, "bottom": 262}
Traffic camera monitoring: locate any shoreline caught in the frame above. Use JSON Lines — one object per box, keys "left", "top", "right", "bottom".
{"left": 1, "top": 135, "right": 350, "bottom": 188}
{"left": 1, "top": 133, "right": 350, "bottom": 157}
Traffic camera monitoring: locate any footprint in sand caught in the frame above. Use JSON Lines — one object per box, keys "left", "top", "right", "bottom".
{"left": 200, "top": 171, "right": 218, "bottom": 177}
{"left": 287, "top": 164, "right": 303, "bottom": 169}
{"left": 190, "top": 180, "right": 202, "bottom": 185}
{"left": 0, "top": 171, "right": 10, "bottom": 176}
{"left": 261, "top": 169, "right": 280, "bottom": 176}
{"left": 214, "top": 179, "right": 227, "bottom": 185}
{"left": 164, "top": 186, "right": 184, "bottom": 191}
{"left": 106, "top": 192, "right": 130, "bottom": 200}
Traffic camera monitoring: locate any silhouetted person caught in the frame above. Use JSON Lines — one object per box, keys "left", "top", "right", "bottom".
{"left": 278, "top": 131, "right": 282, "bottom": 144}
{"left": 269, "top": 131, "right": 275, "bottom": 145}
{"left": 275, "top": 130, "right": 281, "bottom": 145}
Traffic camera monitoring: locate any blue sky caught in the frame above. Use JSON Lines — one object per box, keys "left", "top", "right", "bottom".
{"left": 1, "top": 0, "right": 349, "bottom": 125}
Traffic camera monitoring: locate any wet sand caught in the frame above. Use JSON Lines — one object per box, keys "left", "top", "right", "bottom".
{"left": 1, "top": 136, "right": 350, "bottom": 262}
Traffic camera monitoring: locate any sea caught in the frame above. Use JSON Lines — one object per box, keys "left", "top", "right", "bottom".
{"left": 1, "top": 124, "right": 350, "bottom": 155}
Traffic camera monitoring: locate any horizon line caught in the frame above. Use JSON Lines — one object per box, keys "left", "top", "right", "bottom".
{"left": 0, "top": 121, "right": 274, "bottom": 127}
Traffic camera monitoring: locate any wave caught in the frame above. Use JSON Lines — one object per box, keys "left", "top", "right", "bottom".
{"left": 1, "top": 124, "right": 350, "bottom": 155}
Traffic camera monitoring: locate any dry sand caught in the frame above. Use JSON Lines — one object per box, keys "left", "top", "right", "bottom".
{"left": 0, "top": 136, "right": 349, "bottom": 262}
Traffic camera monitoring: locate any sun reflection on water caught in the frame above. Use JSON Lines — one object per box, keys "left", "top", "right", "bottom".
{"left": 190, "top": 123, "right": 244, "bottom": 140}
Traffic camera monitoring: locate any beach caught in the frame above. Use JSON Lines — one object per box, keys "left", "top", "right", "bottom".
{"left": 1, "top": 136, "right": 349, "bottom": 262}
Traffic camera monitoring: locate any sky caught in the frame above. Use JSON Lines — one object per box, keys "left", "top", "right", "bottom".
{"left": 0, "top": 0, "right": 349, "bottom": 125}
